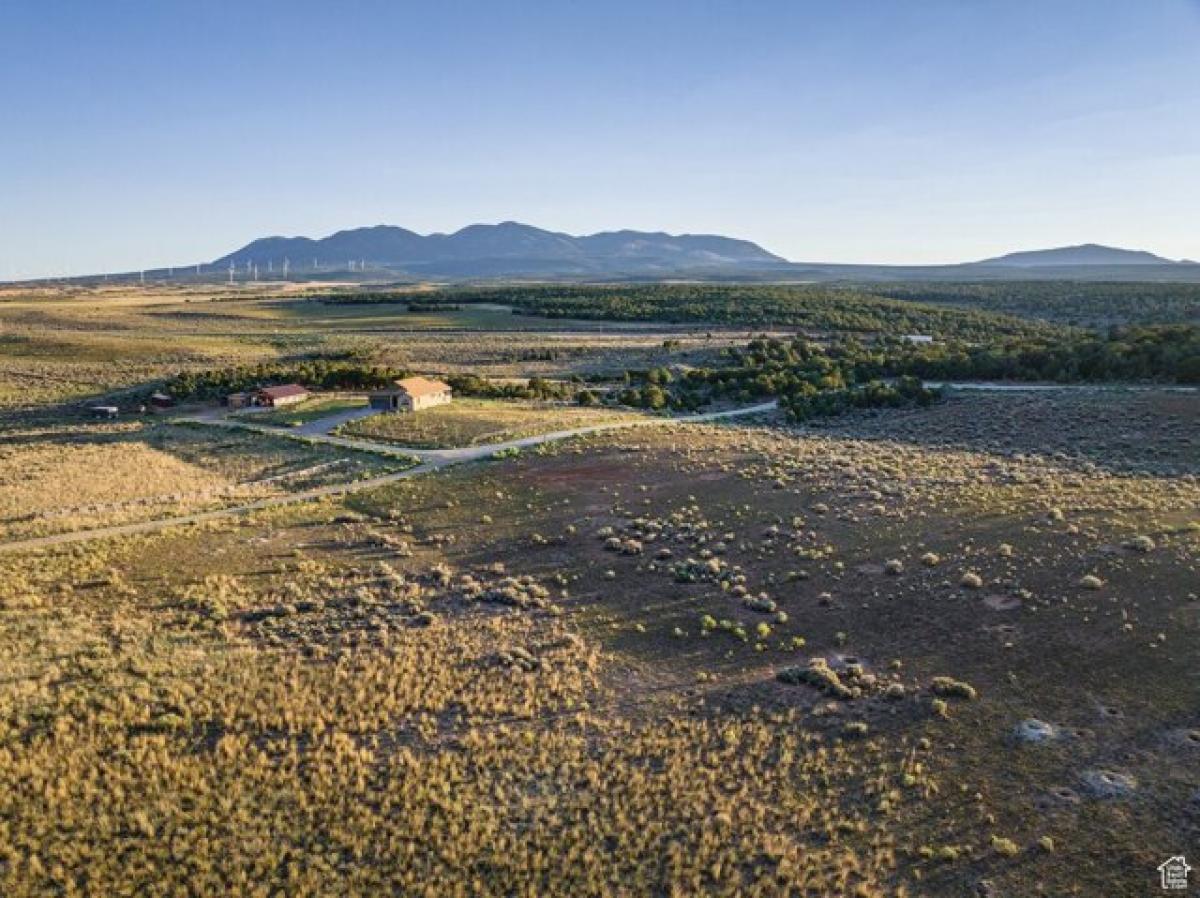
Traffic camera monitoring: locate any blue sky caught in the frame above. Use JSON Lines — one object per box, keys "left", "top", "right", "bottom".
{"left": 2, "top": 0, "right": 1198, "bottom": 278}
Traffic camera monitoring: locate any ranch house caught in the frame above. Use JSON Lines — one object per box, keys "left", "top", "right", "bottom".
{"left": 370, "top": 376, "right": 453, "bottom": 413}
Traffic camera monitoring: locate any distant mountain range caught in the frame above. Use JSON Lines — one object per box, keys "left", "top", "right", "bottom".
{"left": 214, "top": 222, "right": 785, "bottom": 277}
{"left": 208, "top": 225, "right": 1198, "bottom": 282}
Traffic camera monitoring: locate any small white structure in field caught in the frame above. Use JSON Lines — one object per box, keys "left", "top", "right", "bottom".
{"left": 370, "top": 377, "right": 452, "bottom": 413}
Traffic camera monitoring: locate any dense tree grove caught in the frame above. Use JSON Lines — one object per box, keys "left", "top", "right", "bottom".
{"left": 872, "top": 281, "right": 1200, "bottom": 328}
{"left": 314, "top": 284, "right": 1059, "bottom": 342}
{"left": 164, "top": 363, "right": 580, "bottom": 403}
{"left": 867, "top": 325, "right": 1200, "bottom": 384}
{"left": 623, "top": 324, "right": 1197, "bottom": 421}
{"left": 661, "top": 339, "right": 940, "bottom": 421}
{"left": 166, "top": 360, "right": 411, "bottom": 400}
{"left": 670, "top": 326, "right": 1198, "bottom": 405}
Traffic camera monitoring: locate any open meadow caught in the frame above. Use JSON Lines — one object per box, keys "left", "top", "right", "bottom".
{"left": 337, "top": 398, "right": 649, "bottom": 448}
{"left": 0, "top": 280, "right": 1196, "bottom": 896}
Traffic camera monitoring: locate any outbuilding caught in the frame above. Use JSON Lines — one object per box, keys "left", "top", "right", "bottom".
{"left": 370, "top": 377, "right": 452, "bottom": 413}
{"left": 254, "top": 384, "right": 309, "bottom": 408}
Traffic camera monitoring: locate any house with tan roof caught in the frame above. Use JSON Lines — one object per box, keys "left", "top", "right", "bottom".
{"left": 370, "top": 376, "right": 452, "bottom": 412}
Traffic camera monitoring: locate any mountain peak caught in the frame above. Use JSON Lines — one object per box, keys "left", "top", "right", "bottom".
{"left": 980, "top": 243, "right": 1176, "bottom": 267}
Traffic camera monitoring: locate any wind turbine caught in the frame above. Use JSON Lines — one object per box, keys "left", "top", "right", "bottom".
{"left": 228, "top": 262, "right": 235, "bottom": 285}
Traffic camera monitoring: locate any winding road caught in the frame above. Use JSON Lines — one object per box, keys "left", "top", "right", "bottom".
{"left": 0, "top": 401, "right": 777, "bottom": 555}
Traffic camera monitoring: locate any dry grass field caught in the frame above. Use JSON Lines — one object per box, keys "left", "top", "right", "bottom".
{"left": 0, "top": 420, "right": 410, "bottom": 541}
{"left": 0, "top": 282, "right": 1196, "bottom": 896}
{"left": 337, "top": 398, "right": 648, "bottom": 448}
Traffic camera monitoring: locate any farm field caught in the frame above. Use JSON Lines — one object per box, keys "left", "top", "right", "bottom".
{"left": 336, "top": 398, "right": 649, "bottom": 448}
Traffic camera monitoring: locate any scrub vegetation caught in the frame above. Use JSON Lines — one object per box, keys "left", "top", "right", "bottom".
{"left": 0, "top": 279, "right": 1196, "bottom": 896}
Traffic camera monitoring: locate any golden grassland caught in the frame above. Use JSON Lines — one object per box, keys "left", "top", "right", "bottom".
{"left": 0, "top": 421, "right": 407, "bottom": 541}
{"left": 0, "top": 388, "right": 1195, "bottom": 895}
{"left": 337, "top": 398, "right": 648, "bottom": 448}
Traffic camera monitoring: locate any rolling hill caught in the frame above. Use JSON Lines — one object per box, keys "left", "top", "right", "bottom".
{"left": 978, "top": 243, "right": 1178, "bottom": 267}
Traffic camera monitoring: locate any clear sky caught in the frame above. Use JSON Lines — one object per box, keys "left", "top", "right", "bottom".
{"left": 2, "top": 0, "right": 1199, "bottom": 278}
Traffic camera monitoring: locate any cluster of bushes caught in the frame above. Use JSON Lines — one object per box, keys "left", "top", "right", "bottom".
{"left": 782, "top": 377, "right": 939, "bottom": 422}
{"left": 442, "top": 374, "right": 577, "bottom": 402}
{"left": 407, "top": 302, "right": 462, "bottom": 312}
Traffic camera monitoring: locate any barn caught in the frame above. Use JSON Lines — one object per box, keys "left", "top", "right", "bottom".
{"left": 253, "top": 384, "right": 309, "bottom": 408}
{"left": 370, "top": 377, "right": 452, "bottom": 413}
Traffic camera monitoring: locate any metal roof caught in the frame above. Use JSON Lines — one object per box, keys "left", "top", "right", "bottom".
{"left": 257, "top": 384, "right": 309, "bottom": 400}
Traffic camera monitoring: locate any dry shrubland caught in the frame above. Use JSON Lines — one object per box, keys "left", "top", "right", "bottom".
{"left": 0, "top": 290, "right": 1196, "bottom": 897}
{"left": 0, "top": 422, "right": 406, "bottom": 540}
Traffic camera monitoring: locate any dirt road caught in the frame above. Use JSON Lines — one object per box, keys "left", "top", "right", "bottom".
{"left": 0, "top": 402, "right": 777, "bottom": 554}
